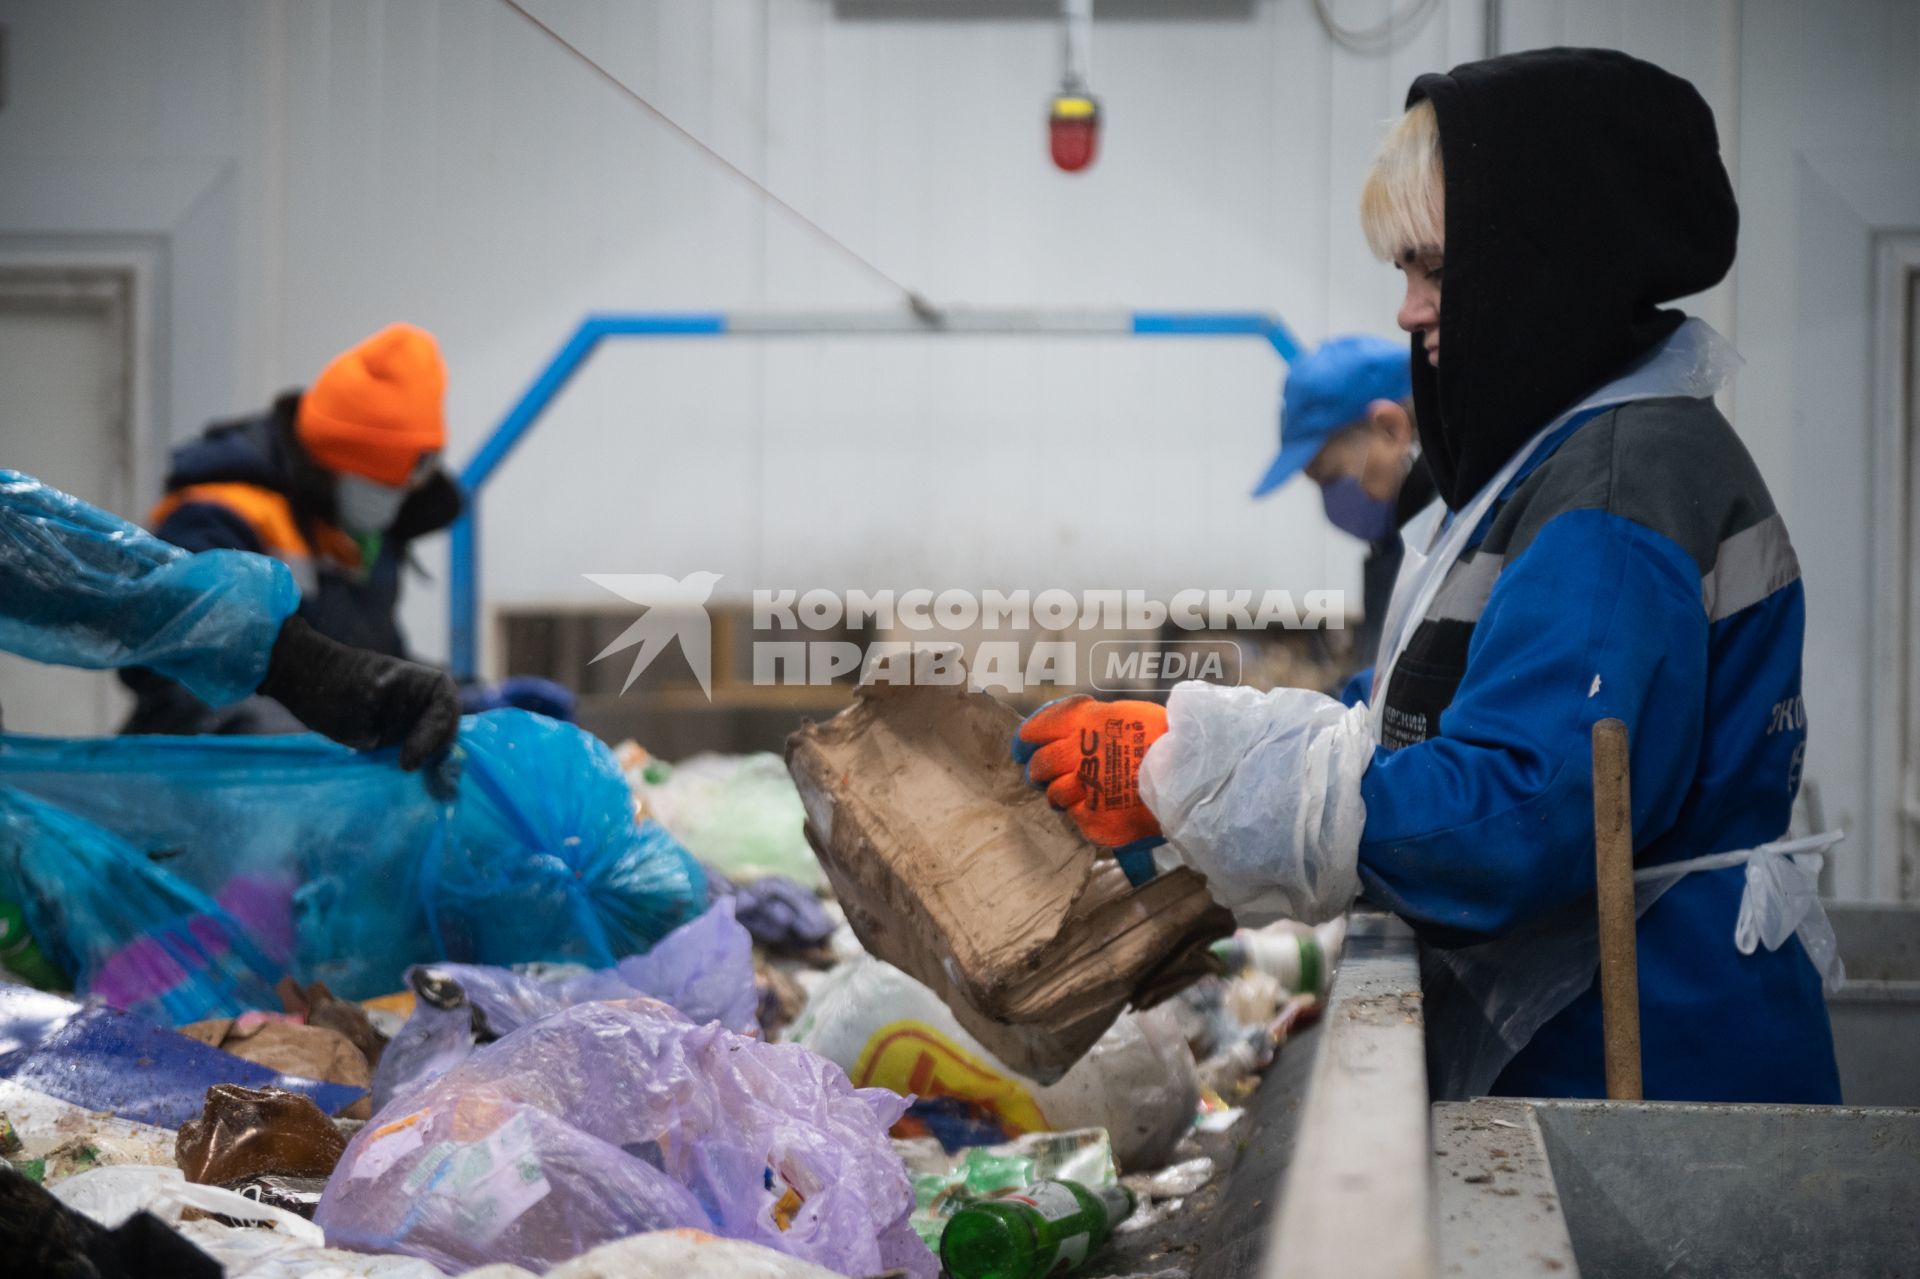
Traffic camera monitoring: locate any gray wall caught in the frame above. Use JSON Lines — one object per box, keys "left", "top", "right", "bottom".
{"left": 0, "top": 0, "right": 1914, "bottom": 896}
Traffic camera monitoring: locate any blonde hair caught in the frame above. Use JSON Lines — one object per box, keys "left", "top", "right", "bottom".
{"left": 1360, "top": 99, "right": 1444, "bottom": 262}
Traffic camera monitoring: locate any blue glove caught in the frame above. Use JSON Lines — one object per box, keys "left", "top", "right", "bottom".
{"left": 459, "top": 675, "right": 578, "bottom": 723}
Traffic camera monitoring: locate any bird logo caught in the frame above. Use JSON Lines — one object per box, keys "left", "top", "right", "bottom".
{"left": 583, "top": 571, "right": 722, "bottom": 698}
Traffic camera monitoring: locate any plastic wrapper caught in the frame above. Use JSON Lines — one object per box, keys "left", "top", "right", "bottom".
{"left": 636, "top": 753, "right": 826, "bottom": 889}
{"left": 610, "top": 898, "right": 759, "bottom": 1032}
{"left": 1114, "top": 1155, "right": 1217, "bottom": 1237}
{"left": 1125, "top": 1154, "right": 1213, "bottom": 1201}
{"left": 0, "top": 469, "right": 298, "bottom": 706}
{"left": 786, "top": 956, "right": 1201, "bottom": 1172}
{"left": 1139, "top": 683, "right": 1371, "bottom": 924}
{"left": 0, "top": 787, "right": 286, "bottom": 1025}
{"left": 223, "top": 1172, "right": 330, "bottom": 1219}
{"left": 318, "top": 997, "right": 935, "bottom": 1278}
{"left": 176, "top": 1084, "right": 348, "bottom": 1184}
{"left": 53, "top": 1164, "right": 325, "bottom": 1244}
{"left": 371, "top": 900, "right": 758, "bottom": 1109}
{"left": 0, "top": 710, "right": 708, "bottom": 1005}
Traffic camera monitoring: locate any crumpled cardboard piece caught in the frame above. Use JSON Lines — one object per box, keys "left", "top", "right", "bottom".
{"left": 276, "top": 977, "right": 385, "bottom": 1070}
{"left": 786, "top": 679, "right": 1231, "bottom": 1082}
{"left": 177, "top": 1018, "right": 373, "bottom": 1121}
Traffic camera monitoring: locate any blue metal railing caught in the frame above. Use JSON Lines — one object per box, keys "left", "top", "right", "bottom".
{"left": 450, "top": 308, "right": 1300, "bottom": 676}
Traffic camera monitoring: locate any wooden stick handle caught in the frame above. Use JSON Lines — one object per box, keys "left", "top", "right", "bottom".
{"left": 1592, "top": 717, "right": 1643, "bottom": 1101}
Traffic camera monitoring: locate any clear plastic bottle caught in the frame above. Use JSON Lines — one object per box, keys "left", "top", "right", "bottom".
{"left": 939, "top": 1179, "right": 1136, "bottom": 1279}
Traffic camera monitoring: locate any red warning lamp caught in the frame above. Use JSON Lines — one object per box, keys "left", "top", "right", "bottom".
{"left": 1049, "top": 91, "right": 1101, "bottom": 173}
{"left": 1050, "top": 0, "right": 1099, "bottom": 174}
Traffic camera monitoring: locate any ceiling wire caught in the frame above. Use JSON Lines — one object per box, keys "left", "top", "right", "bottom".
{"left": 498, "top": 0, "right": 927, "bottom": 311}
{"left": 1312, "top": 0, "right": 1444, "bottom": 55}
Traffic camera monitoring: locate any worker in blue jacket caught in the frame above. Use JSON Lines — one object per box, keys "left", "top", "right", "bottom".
{"left": 0, "top": 470, "right": 458, "bottom": 768}
{"left": 1014, "top": 49, "right": 1843, "bottom": 1103}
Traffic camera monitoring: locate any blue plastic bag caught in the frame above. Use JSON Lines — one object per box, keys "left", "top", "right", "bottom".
{"left": 715, "top": 872, "right": 836, "bottom": 951}
{"left": 424, "top": 711, "right": 707, "bottom": 971}
{"left": 0, "top": 711, "right": 707, "bottom": 1009}
{"left": 0, "top": 788, "right": 285, "bottom": 1025}
{"left": 0, "top": 985, "right": 364, "bottom": 1128}
{"left": 0, "top": 730, "right": 440, "bottom": 1001}
{"left": 0, "top": 470, "right": 297, "bottom": 706}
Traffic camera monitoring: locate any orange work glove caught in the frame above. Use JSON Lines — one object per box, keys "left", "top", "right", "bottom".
{"left": 1012, "top": 695, "right": 1169, "bottom": 853}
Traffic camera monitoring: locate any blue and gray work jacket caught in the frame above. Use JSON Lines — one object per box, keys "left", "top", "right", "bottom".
{"left": 1352, "top": 395, "right": 1841, "bottom": 1103}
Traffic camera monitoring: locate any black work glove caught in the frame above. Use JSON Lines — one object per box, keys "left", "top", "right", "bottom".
{"left": 387, "top": 468, "right": 464, "bottom": 544}
{"left": 257, "top": 616, "right": 460, "bottom": 770}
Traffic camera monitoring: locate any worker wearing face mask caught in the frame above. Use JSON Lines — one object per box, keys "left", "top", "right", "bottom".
{"left": 1250, "top": 334, "right": 1434, "bottom": 671}
{"left": 121, "top": 323, "right": 463, "bottom": 737}
{"left": 1017, "top": 49, "right": 1842, "bottom": 1105}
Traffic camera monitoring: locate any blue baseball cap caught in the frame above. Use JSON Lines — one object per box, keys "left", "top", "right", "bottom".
{"left": 1253, "top": 334, "right": 1413, "bottom": 498}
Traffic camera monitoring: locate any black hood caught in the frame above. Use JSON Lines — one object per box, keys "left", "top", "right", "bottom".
{"left": 1406, "top": 47, "right": 1737, "bottom": 509}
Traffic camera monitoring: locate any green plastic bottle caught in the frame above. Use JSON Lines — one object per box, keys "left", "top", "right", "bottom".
{"left": 939, "top": 1179, "right": 1136, "bottom": 1279}
{"left": 0, "top": 897, "right": 66, "bottom": 990}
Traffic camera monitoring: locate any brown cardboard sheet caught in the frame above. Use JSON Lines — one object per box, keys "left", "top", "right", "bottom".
{"left": 786, "top": 678, "right": 1230, "bottom": 1080}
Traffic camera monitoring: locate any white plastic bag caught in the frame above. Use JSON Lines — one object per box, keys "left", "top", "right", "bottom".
{"left": 540, "top": 1230, "right": 846, "bottom": 1279}
{"left": 785, "top": 955, "right": 1202, "bottom": 1172}
{"left": 51, "top": 1164, "right": 324, "bottom": 1245}
{"left": 1139, "top": 682, "right": 1370, "bottom": 924}
{"left": 634, "top": 753, "right": 825, "bottom": 889}
{"left": 177, "top": 1217, "right": 461, "bottom": 1278}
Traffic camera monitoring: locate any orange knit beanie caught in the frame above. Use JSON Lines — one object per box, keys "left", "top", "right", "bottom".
{"left": 296, "top": 323, "right": 447, "bottom": 485}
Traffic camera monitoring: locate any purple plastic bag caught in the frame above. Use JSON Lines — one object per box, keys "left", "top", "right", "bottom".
{"left": 611, "top": 897, "right": 759, "bottom": 1031}
{"left": 719, "top": 873, "right": 836, "bottom": 951}
{"left": 317, "top": 997, "right": 934, "bottom": 1278}
{"left": 369, "top": 900, "right": 759, "bottom": 1110}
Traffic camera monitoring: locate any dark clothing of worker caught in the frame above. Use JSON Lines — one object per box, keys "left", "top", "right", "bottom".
{"left": 0, "top": 469, "right": 458, "bottom": 770}
{"left": 121, "top": 393, "right": 460, "bottom": 737}
{"left": 1357, "top": 48, "right": 1841, "bottom": 1103}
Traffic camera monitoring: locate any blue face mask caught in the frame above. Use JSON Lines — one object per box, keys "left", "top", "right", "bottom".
{"left": 1321, "top": 476, "right": 1398, "bottom": 542}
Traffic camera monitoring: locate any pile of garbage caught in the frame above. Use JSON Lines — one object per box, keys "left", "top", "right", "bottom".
{"left": 0, "top": 722, "right": 1340, "bottom": 1278}
{"left": 0, "top": 710, "right": 709, "bottom": 1019}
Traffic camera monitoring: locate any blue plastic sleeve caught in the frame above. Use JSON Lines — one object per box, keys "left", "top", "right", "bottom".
{"left": 0, "top": 471, "right": 300, "bottom": 706}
